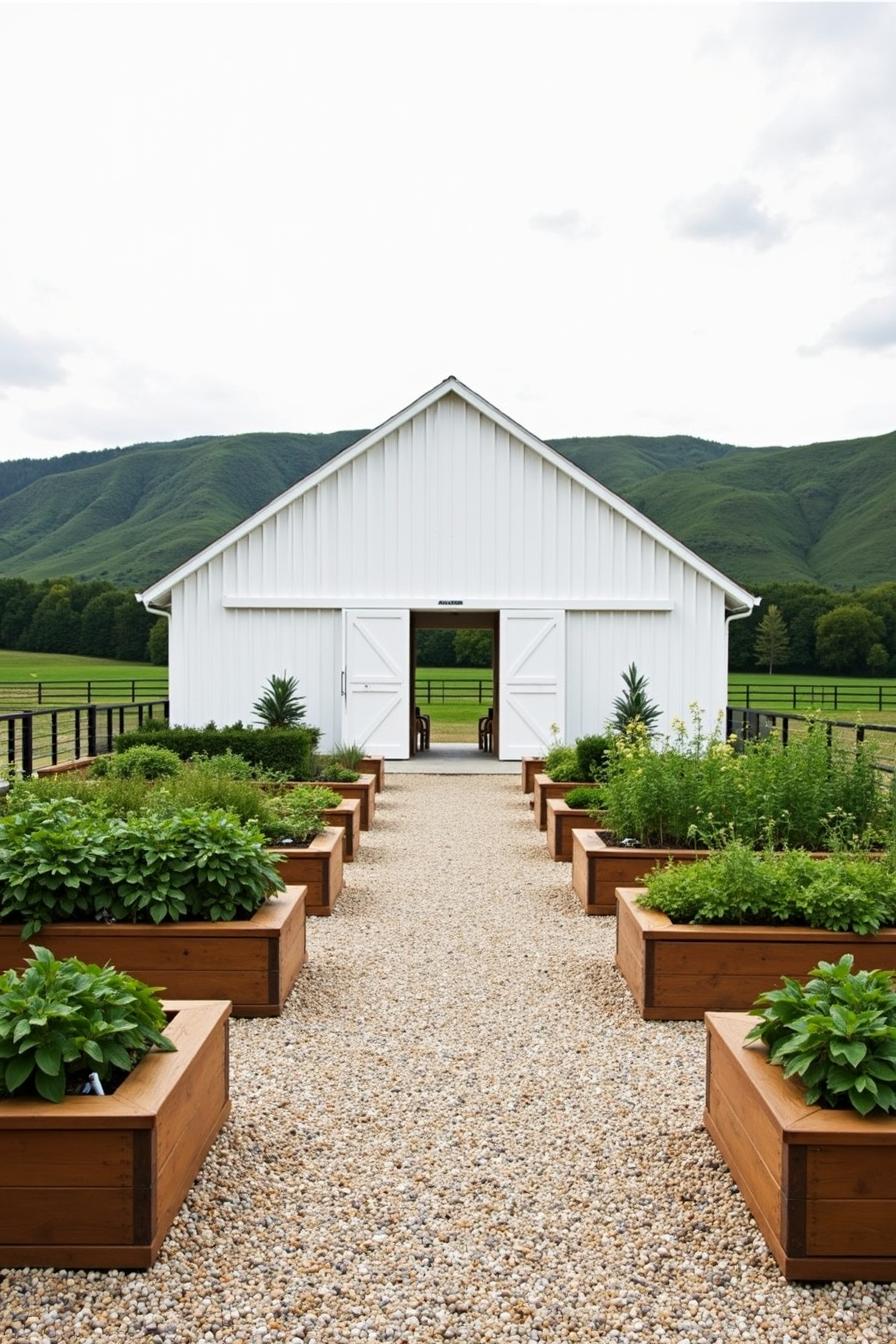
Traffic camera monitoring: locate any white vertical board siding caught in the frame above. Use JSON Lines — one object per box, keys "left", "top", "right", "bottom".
{"left": 168, "top": 391, "right": 733, "bottom": 738}
{"left": 170, "top": 565, "right": 341, "bottom": 746}
{"left": 565, "top": 577, "right": 728, "bottom": 739}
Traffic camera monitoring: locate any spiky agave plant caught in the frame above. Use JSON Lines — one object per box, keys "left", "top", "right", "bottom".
{"left": 252, "top": 672, "right": 306, "bottom": 728}
{"left": 609, "top": 663, "right": 661, "bottom": 735}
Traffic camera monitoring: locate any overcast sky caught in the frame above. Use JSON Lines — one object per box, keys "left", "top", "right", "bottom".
{"left": 1, "top": 1, "right": 894, "bottom": 461}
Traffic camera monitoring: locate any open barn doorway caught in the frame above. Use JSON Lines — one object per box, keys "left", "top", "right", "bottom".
{"left": 410, "top": 611, "right": 499, "bottom": 757}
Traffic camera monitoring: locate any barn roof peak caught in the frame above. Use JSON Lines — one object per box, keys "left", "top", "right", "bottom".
{"left": 138, "top": 375, "right": 758, "bottom": 610}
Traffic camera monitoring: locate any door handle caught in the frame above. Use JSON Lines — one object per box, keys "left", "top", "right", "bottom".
{"left": 340, "top": 669, "right": 346, "bottom": 698}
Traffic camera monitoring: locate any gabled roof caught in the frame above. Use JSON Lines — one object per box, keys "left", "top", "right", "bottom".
{"left": 138, "top": 376, "right": 759, "bottom": 610}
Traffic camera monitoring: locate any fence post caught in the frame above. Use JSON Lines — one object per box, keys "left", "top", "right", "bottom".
{"left": 131, "top": 679, "right": 136, "bottom": 703}
{"left": 87, "top": 680, "right": 92, "bottom": 704}
{"left": 834, "top": 684, "right": 839, "bottom": 711}
{"left": 87, "top": 705, "right": 98, "bottom": 757}
{"left": 22, "top": 714, "right": 33, "bottom": 776}
{"left": 744, "top": 683, "right": 750, "bottom": 708}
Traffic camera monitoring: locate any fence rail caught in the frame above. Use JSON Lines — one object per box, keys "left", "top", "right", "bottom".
{"left": 415, "top": 678, "right": 494, "bottom": 705}
{"left": 1, "top": 700, "right": 169, "bottom": 777}
{"left": 0, "top": 677, "right": 169, "bottom": 710}
{"left": 726, "top": 707, "right": 896, "bottom": 775}
{"left": 729, "top": 682, "right": 896, "bottom": 712}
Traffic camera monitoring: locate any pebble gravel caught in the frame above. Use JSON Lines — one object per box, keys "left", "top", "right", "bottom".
{"left": 2, "top": 774, "right": 895, "bottom": 1343}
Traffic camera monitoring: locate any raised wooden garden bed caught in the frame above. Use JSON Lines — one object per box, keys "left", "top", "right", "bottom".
{"left": 546, "top": 800, "right": 602, "bottom": 861}
{"left": 572, "top": 829, "right": 708, "bottom": 914}
{"left": 0, "top": 998, "right": 231, "bottom": 1270}
{"left": 532, "top": 774, "right": 594, "bottom": 830}
{"left": 705, "top": 1011, "right": 896, "bottom": 1281}
{"left": 269, "top": 827, "right": 344, "bottom": 916}
{"left": 615, "top": 888, "right": 896, "bottom": 1020}
{"left": 309, "top": 774, "right": 376, "bottom": 830}
{"left": 0, "top": 889, "right": 307, "bottom": 1018}
{"left": 322, "top": 797, "right": 362, "bottom": 861}
{"left": 359, "top": 756, "right": 385, "bottom": 792}
{"left": 521, "top": 758, "right": 545, "bottom": 794}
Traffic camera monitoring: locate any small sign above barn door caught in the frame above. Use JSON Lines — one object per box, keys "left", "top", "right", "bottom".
{"left": 343, "top": 609, "right": 411, "bottom": 759}
{"left": 498, "top": 609, "right": 565, "bottom": 760}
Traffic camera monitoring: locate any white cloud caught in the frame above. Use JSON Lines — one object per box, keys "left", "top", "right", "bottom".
{"left": 819, "top": 295, "right": 896, "bottom": 352}
{"left": 0, "top": 318, "right": 68, "bottom": 392}
{"left": 669, "top": 181, "right": 787, "bottom": 250}
{"left": 530, "top": 210, "right": 600, "bottom": 242}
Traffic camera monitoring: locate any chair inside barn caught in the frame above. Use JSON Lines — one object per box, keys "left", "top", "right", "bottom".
{"left": 415, "top": 706, "right": 431, "bottom": 751}
{"left": 478, "top": 706, "right": 494, "bottom": 753}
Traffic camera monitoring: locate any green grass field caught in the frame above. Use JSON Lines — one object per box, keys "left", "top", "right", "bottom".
{"left": 0, "top": 650, "right": 167, "bottom": 711}
{"left": 415, "top": 666, "right": 494, "bottom": 742}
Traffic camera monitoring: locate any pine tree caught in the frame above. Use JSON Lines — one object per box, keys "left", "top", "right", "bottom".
{"left": 754, "top": 604, "right": 790, "bottom": 674}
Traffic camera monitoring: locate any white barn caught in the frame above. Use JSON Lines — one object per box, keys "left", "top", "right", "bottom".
{"left": 138, "top": 377, "right": 759, "bottom": 759}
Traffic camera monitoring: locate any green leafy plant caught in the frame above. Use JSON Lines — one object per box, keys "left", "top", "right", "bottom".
{"left": 253, "top": 672, "right": 306, "bottom": 728}
{"left": 747, "top": 955, "right": 896, "bottom": 1115}
{"left": 609, "top": 663, "right": 662, "bottom": 735}
{"left": 564, "top": 785, "right": 605, "bottom": 810}
{"left": 544, "top": 745, "right": 580, "bottom": 782}
{"left": 639, "top": 843, "right": 896, "bottom": 935}
{"left": 313, "top": 756, "right": 361, "bottom": 783}
{"left": 328, "top": 742, "right": 366, "bottom": 770}
{"left": 0, "top": 799, "right": 284, "bottom": 936}
{"left": 89, "top": 745, "right": 182, "bottom": 781}
{"left": 115, "top": 724, "right": 320, "bottom": 779}
{"left": 189, "top": 749, "right": 256, "bottom": 780}
{"left": 575, "top": 734, "right": 613, "bottom": 783}
{"left": 263, "top": 785, "right": 341, "bottom": 844}
{"left": 3, "top": 773, "right": 150, "bottom": 818}
{"left": 148, "top": 771, "right": 277, "bottom": 831}
{"left": 0, "top": 947, "right": 175, "bottom": 1103}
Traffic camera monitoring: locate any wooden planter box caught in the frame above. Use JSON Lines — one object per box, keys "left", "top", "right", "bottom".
{"left": 572, "top": 829, "right": 708, "bottom": 914}
{"left": 615, "top": 888, "right": 896, "bottom": 1020}
{"left": 312, "top": 774, "right": 376, "bottom": 830}
{"left": 546, "top": 800, "right": 603, "bottom": 861}
{"left": 0, "top": 890, "right": 306, "bottom": 1018}
{"left": 521, "top": 758, "right": 545, "bottom": 794}
{"left": 322, "top": 797, "right": 361, "bottom": 861}
{"left": 0, "top": 998, "right": 231, "bottom": 1269}
{"left": 705, "top": 1012, "right": 896, "bottom": 1281}
{"left": 532, "top": 774, "right": 595, "bottom": 830}
{"left": 269, "top": 827, "right": 344, "bottom": 916}
{"left": 359, "top": 756, "right": 385, "bottom": 792}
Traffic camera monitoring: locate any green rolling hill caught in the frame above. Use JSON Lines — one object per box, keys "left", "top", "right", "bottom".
{"left": 0, "top": 424, "right": 892, "bottom": 590}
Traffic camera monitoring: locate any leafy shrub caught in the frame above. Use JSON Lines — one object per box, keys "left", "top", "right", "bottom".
{"left": 115, "top": 724, "right": 320, "bottom": 779}
{"left": 639, "top": 843, "right": 896, "bottom": 935}
{"left": 313, "top": 757, "right": 361, "bottom": 783}
{"left": 91, "top": 745, "right": 182, "bottom": 780}
{"left": 544, "top": 745, "right": 580, "bottom": 782}
{"left": 575, "top": 735, "right": 613, "bottom": 783}
{"left": 0, "top": 800, "right": 284, "bottom": 937}
{"left": 564, "top": 785, "right": 605, "bottom": 810}
{"left": 747, "top": 955, "right": 896, "bottom": 1115}
{"left": 0, "top": 947, "right": 175, "bottom": 1103}
{"left": 602, "top": 711, "right": 894, "bottom": 850}
{"left": 3, "top": 773, "right": 150, "bottom": 818}
{"left": 189, "top": 750, "right": 256, "bottom": 779}
{"left": 149, "top": 771, "right": 277, "bottom": 831}
{"left": 253, "top": 672, "right": 306, "bottom": 728}
{"left": 263, "top": 785, "right": 342, "bottom": 844}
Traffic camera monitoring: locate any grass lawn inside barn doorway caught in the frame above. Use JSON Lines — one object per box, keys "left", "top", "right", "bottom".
{"left": 412, "top": 617, "right": 496, "bottom": 746}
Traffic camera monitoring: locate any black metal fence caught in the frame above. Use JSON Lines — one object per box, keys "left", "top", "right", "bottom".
{"left": 0, "top": 678, "right": 168, "bottom": 711}
{"left": 1, "top": 700, "right": 169, "bottom": 777}
{"left": 415, "top": 678, "right": 494, "bottom": 705}
{"left": 728, "top": 682, "right": 896, "bottom": 712}
{"left": 726, "top": 707, "right": 896, "bottom": 775}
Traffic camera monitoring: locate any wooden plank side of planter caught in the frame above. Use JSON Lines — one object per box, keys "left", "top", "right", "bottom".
{"left": 270, "top": 828, "right": 344, "bottom": 916}
{"left": 359, "top": 757, "right": 384, "bottom": 792}
{"left": 532, "top": 775, "right": 593, "bottom": 830}
{"left": 521, "top": 758, "right": 545, "bottom": 794}
{"left": 705, "top": 1013, "right": 896, "bottom": 1281}
{"left": 313, "top": 775, "right": 376, "bottom": 829}
{"left": 546, "top": 802, "right": 598, "bottom": 862}
{"left": 0, "top": 891, "right": 306, "bottom": 1018}
{"left": 322, "top": 798, "right": 361, "bottom": 861}
{"left": 616, "top": 890, "right": 896, "bottom": 1021}
{"left": 0, "top": 1000, "right": 231, "bottom": 1269}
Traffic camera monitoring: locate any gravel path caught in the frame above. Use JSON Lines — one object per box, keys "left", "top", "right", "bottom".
{"left": 3, "top": 775, "right": 896, "bottom": 1343}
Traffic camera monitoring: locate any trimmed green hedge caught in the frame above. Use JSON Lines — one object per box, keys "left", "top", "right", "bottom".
{"left": 114, "top": 724, "right": 320, "bottom": 779}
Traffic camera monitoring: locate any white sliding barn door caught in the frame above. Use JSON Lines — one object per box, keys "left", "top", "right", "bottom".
{"left": 499, "top": 609, "right": 565, "bottom": 759}
{"left": 343, "top": 609, "right": 410, "bottom": 758}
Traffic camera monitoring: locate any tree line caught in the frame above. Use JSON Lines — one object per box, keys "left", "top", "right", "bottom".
{"left": 0, "top": 578, "right": 167, "bottom": 666}
{"left": 730, "top": 581, "right": 896, "bottom": 676}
